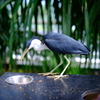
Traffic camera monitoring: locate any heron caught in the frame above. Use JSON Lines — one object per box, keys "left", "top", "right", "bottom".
{"left": 20, "top": 32, "right": 90, "bottom": 80}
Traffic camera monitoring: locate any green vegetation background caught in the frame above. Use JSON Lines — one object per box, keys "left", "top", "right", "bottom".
{"left": 0, "top": 0, "right": 100, "bottom": 76}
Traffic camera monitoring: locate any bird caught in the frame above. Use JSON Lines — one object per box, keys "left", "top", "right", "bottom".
{"left": 20, "top": 32, "right": 90, "bottom": 80}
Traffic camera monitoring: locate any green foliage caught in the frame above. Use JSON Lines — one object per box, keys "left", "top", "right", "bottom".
{"left": 0, "top": 0, "right": 100, "bottom": 75}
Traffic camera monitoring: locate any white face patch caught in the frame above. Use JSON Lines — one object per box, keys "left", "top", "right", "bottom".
{"left": 29, "top": 39, "right": 49, "bottom": 51}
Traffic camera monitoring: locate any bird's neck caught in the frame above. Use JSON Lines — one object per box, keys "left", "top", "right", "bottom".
{"left": 36, "top": 43, "right": 49, "bottom": 51}
{"left": 31, "top": 40, "right": 49, "bottom": 51}
{"left": 29, "top": 39, "right": 49, "bottom": 51}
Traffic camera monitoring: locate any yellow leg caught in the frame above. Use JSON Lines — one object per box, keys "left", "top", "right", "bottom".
{"left": 47, "top": 55, "right": 70, "bottom": 80}
{"left": 38, "top": 55, "right": 63, "bottom": 76}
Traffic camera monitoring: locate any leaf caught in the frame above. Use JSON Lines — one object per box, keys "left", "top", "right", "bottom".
{"left": 0, "top": 0, "right": 12, "bottom": 10}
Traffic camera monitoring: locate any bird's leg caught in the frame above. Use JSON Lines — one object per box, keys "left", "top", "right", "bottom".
{"left": 47, "top": 55, "right": 70, "bottom": 80}
{"left": 59, "top": 55, "right": 70, "bottom": 76}
{"left": 38, "top": 55, "right": 63, "bottom": 76}
{"left": 49, "top": 55, "right": 63, "bottom": 73}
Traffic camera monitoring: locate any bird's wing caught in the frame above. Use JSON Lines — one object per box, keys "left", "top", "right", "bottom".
{"left": 43, "top": 33, "right": 90, "bottom": 55}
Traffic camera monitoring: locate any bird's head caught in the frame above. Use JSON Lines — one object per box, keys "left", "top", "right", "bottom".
{"left": 20, "top": 36, "right": 40, "bottom": 61}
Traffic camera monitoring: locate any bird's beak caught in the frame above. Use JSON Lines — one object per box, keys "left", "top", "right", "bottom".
{"left": 20, "top": 47, "right": 29, "bottom": 61}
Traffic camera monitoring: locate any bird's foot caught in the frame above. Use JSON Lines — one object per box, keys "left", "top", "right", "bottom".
{"left": 47, "top": 75, "right": 68, "bottom": 81}
{"left": 38, "top": 73, "right": 58, "bottom": 76}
